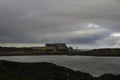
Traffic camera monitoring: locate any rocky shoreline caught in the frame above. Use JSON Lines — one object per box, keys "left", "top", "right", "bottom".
{"left": 0, "top": 60, "right": 120, "bottom": 80}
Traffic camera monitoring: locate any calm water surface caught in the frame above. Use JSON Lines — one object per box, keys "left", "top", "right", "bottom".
{"left": 0, "top": 55, "right": 120, "bottom": 76}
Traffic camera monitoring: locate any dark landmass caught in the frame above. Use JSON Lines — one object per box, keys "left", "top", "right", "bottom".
{"left": 0, "top": 60, "right": 120, "bottom": 80}
{"left": 0, "top": 47, "right": 120, "bottom": 56}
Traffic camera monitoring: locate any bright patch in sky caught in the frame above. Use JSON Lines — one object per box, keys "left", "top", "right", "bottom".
{"left": 87, "top": 24, "right": 99, "bottom": 29}
{"left": 111, "top": 33, "right": 120, "bottom": 37}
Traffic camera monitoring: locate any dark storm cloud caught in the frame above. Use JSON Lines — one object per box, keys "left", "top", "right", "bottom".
{"left": 0, "top": 0, "right": 120, "bottom": 48}
{"left": 69, "top": 31, "right": 110, "bottom": 44}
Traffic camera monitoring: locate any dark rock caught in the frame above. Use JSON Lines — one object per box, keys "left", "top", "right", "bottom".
{"left": 0, "top": 60, "right": 120, "bottom": 80}
{"left": 0, "top": 60, "right": 94, "bottom": 80}
{"left": 98, "top": 74, "right": 120, "bottom": 80}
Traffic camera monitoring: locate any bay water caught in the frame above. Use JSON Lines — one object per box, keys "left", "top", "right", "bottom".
{"left": 0, "top": 55, "right": 120, "bottom": 76}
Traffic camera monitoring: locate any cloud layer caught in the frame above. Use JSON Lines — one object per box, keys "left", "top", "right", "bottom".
{"left": 0, "top": 0, "right": 120, "bottom": 49}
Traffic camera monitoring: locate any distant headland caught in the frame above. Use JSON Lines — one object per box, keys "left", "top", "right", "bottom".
{"left": 0, "top": 43, "right": 120, "bottom": 56}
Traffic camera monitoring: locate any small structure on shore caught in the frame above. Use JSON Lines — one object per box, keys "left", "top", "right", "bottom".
{"left": 39, "top": 43, "right": 68, "bottom": 52}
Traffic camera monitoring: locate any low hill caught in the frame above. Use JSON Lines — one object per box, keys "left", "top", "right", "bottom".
{"left": 0, "top": 47, "right": 120, "bottom": 56}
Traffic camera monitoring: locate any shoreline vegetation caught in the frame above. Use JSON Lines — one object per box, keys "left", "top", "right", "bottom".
{"left": 0, "top": 60, "right": 120, "bottom": 80}
{"left": 0, "top": 47, "right": 120, "bottom": 56}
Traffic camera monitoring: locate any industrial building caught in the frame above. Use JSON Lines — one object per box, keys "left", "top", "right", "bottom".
{"left": 39, "top": 43, "right": 68, "bottom": 52}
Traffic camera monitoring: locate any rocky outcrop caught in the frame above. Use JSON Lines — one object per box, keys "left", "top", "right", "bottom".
{"left": 0, "top": 60, "right": 94, "bottom": 80}
{"left": 0, "top": 60, "right": 120, "bottom": 80}
{"left": 98, "top": 74, "right": 120, "bottom": 80}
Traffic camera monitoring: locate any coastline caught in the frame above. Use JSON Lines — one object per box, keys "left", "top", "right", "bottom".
{"left": 0, "top": 47, "right": 120, "bottom": 56}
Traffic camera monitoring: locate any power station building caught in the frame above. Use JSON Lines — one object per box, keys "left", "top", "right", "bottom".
{"left": 39, "top": 43, "right": 68, "bottom": 52}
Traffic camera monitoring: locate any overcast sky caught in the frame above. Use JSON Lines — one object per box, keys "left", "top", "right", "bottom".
{"left": 0, "top": 0, "right": 120, "bottom": 49}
